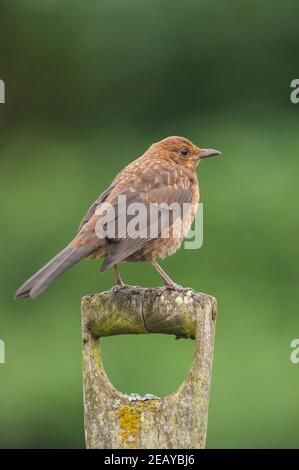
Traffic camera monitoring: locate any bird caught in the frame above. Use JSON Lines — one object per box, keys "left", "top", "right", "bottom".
{"left": 15, "top": 136, "right": 221, "bottom": 300}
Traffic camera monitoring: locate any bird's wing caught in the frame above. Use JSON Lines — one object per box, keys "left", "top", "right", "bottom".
{"left": 100, "top": 181, "right": 193, "bottom": 270}
{"left": 77, "top": 158, "right": 137, "bottom": 232}
{"left": 77, "top": 185, "right": 115, "bottom": 232}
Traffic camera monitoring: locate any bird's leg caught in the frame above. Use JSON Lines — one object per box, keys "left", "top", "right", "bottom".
{"left": 151, "top": 260, "right": 191, "bottom": 292}
{"left": 113, "top": 265, "right": 126, "bottom": 288}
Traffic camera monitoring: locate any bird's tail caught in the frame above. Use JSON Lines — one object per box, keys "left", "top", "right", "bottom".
{"left": 15, "top": 245, "right": 94, "bottom": 300}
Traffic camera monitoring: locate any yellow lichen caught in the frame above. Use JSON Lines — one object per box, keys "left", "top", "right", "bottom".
{"left": 148, "top": 399, "right": 159, "bottom": 412}
{"left": 117, "top": 400, "right": 160, "bottom": 447}
{"left": 117, "top": 403, "right": 143, "bottom": 447}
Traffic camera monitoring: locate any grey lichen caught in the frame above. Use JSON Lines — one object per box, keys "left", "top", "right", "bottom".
{"left": 127, "top": 393, "right": 160, "bottom": 401}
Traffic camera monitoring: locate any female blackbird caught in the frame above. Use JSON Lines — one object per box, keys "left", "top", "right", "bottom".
{"left": 16, "top": 136, "right": 221, "bottom": 299}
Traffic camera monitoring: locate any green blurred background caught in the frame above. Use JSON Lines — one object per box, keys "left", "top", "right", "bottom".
{"left": 1, "top": 0, "right": 299, "bottom": 448}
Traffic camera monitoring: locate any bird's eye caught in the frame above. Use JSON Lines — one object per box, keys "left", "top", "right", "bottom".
{"left": 180, "top": 148, "right": 188, "bottom": 156}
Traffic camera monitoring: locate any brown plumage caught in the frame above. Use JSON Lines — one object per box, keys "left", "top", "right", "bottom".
{"left": 16, "top": 136, "right": 221, "bottom": 299}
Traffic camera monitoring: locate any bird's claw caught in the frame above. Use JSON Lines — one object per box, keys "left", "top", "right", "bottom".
{"left": 163, "top": 283, "right": 193, "bottom": 293}
{"left": 112, "top": 283, "right": 137, "bottom": 291}
{"left": 111, "top": 284, "right": 126, "bottom": 291}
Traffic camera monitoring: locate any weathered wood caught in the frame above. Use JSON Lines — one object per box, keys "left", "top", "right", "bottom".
{"left": 81, "top": 286, "right": 217, "bottom": 449}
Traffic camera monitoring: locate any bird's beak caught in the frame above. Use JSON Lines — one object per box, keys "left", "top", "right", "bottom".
{"left": 196, "top": 148, "right": 222, "bottom": 160}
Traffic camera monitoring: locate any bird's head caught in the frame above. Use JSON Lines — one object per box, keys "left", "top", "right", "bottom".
{"left": 148, "top": 136, "right": 222, "bottom": 170}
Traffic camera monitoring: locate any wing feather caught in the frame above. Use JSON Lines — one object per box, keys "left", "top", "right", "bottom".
{"left": 101, "top": 185, "right": 192, "bottom": 270}
{"left": 77, "top": 185, "right": 115, "bottom": 232}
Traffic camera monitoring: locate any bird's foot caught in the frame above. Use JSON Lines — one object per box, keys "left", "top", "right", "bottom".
{"left": 112, "top": 282, "right": 126, "bottom": 291}
{"left": 162, "top": 282, "right": 193, "bottom": 293}
{"left": 112, "top": 283, "right": 137, "bottom": 291}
